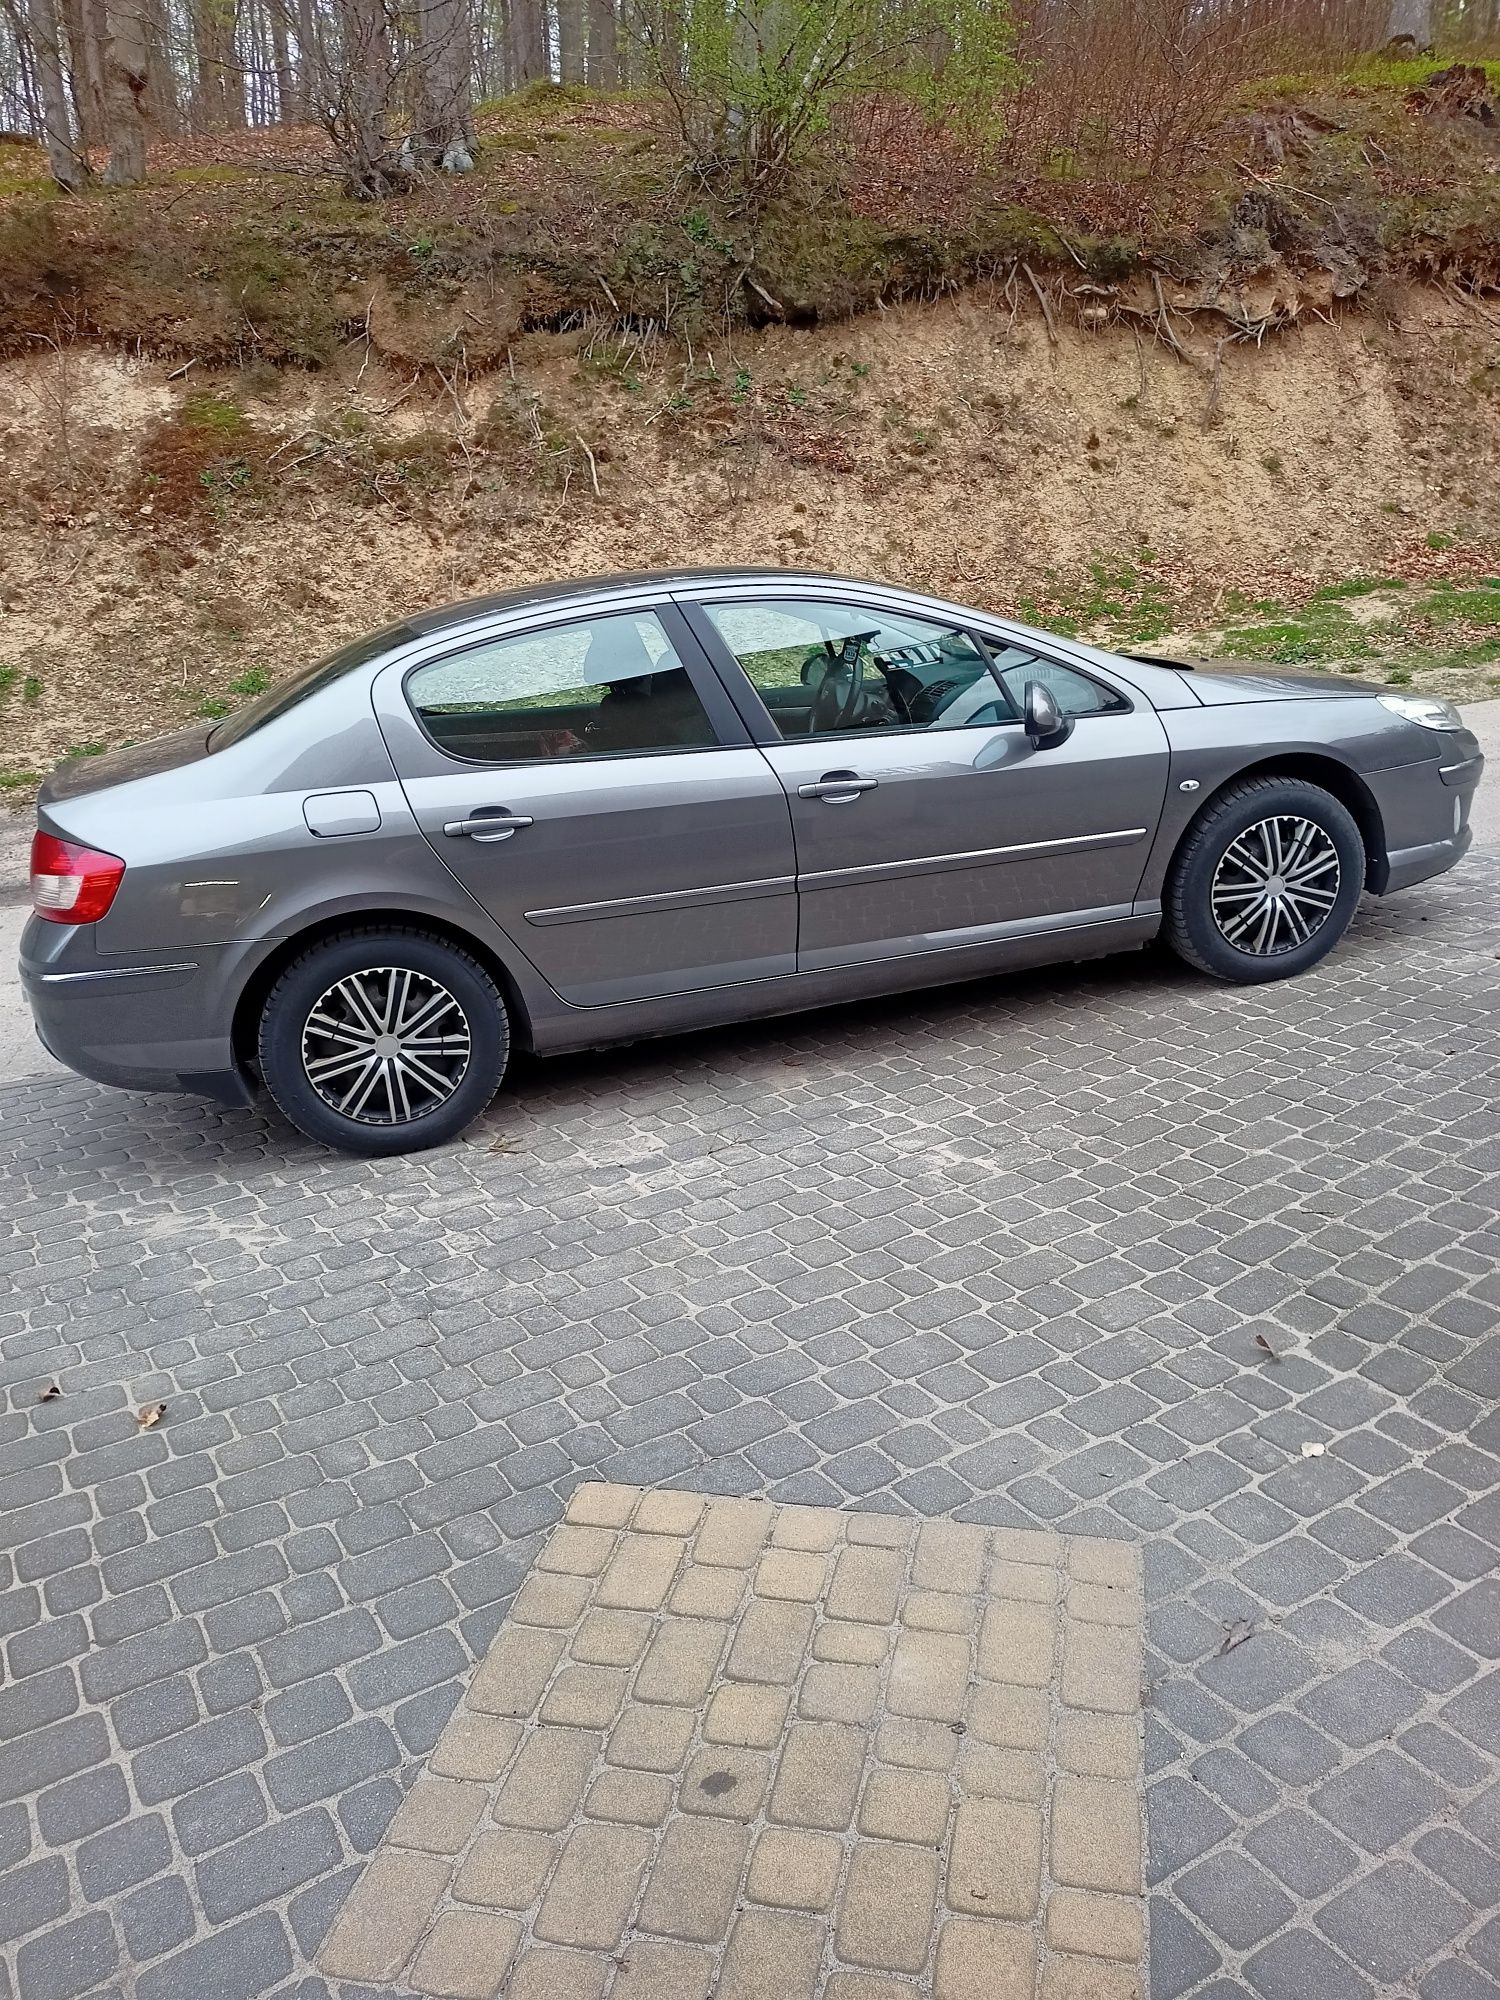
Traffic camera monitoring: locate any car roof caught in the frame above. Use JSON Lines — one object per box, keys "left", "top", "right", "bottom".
{"left": 402, "top": 567, "right": 889, "bottom": 636}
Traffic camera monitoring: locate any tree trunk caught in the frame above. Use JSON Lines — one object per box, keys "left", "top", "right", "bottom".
{"left": 413, "top": 0, "right": 474, "bottom": 166}
{"left": 294, "top": 0, "right": 317, "bottom": 115}
{"left": 557, "top": 0, "right": 584, "bottom": 82}
{"left": 96, "top": 0, "right": 149, "bottom": 181}
{"left": 586, "top": 0, "right": 616, "bottom": 86}
{"left": 508, "top": 0, "right": 545, "bottom": 85}
{"left": 1387, "top": 0, "right": 1434, "bottom": 42}
{"left": 60, "top": 0, "right": 108, "bottom": 150}
{"left": 141, "top": 0, "right": 179, "bottom": 129}
{"left": 27, "top": 0, "right": 87, "bottom": 186}
{"left": 267, "top": 0, "right": 295, "bottom": 118}
{"left": 329, "top": 0, "right": 403, "bottom": 195}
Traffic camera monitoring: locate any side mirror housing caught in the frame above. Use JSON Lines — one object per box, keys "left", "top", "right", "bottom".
{"left": 1024, "top": 679, "right": 1074, "bottom": 750}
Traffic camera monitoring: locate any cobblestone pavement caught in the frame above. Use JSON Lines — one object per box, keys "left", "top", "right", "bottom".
{"left": 1, "top": 852, "right": 1497, "bottom": 2000}
{"left": 317, "top": 1486, "right": 1147, "bottom": 1999}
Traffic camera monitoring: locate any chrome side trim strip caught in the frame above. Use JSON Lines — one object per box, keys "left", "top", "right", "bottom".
{"left": 526, "top": 874, "right": 796, "bottom": 927}
{"left": 38, "top": 961, "right": 200, "bottom": 985}
{"left": 797, "top": 826, "right": 1148, "bottom": 893}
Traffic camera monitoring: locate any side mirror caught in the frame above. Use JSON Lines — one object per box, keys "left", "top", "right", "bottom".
{"left": 1024, "top": 679, "right": 1073, "bottom": 750}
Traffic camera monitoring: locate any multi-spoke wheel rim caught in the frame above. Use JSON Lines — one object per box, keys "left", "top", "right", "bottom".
{"left": 1211, "top": 815, "right": 1341, "bottom": 957}
{"left": 301, "top": 967, "right": 471, "bottom": 1126}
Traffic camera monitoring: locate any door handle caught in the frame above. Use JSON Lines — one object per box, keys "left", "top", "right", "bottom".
{"left": 799, "top": 772, "right": 877, "bottom": 804}
{"left": 442, "top": 811, "right": 535, "bottom": 842}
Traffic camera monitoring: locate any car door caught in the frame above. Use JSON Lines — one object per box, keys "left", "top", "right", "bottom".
{"left": 683, "top": 593, "right": 1170, "bottom": 972}
{"left": 372, "top": 602, "right": 798, "bottom": 1007}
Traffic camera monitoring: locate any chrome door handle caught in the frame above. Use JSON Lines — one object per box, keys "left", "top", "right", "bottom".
{"left": 798, "top": 773, "right": 877, "bottom": 804}
{"left": 442, "top": 812, "right": 534, "bottom": 841}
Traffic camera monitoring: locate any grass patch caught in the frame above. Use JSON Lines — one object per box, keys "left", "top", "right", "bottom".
{"left": 1019, "top": 552, "right": 1176, "bottom": 647}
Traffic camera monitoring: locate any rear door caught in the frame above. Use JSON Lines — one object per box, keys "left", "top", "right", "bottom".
{"left": 682, "top": 593, "right": 1170, "bottom": 972}
{"left": 372, "top": 602, "right": 798, "bottom": 1007}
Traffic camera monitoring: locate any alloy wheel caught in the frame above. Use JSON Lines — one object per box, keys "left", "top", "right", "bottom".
{"left": 1210, "top": 814, "right": 1342, "bottom": 956}
{"left": 300, "top": 966, "right": 472, "bottom": 1125}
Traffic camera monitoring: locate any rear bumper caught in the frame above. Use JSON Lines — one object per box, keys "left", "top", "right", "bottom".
{"left": 19, "top": 921, "right": 256, "bottom": 1105}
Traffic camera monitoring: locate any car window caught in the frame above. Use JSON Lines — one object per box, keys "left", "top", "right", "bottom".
{"left": 988, "top": 645, "right": 1130, "bottom": 718}
{"left": 406, "top": 611, "right": 719, "bottom": 763}
{"left": 704, "top": 599, "right": 1014, "bottom": 740}
{"left": 208, "top": 622, "right": 421, "bottom": 751}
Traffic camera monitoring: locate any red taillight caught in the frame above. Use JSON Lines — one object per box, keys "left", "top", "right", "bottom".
{"left": 30, "top": 831, "right": 125, "bottom": 925}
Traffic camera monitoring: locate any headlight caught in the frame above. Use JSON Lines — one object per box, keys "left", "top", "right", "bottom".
{"left": 1378, "top": 693, "right": 1464, "bottom": 732}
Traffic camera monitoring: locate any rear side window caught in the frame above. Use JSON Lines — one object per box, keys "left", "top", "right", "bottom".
{"left": 988, "top": 645, "right": 1130, "bottom": 718}
{"left": 406, "top": 611, "right": 719, "bottom": 763}
{"left": 208, "top": 624, "right": 420, "bottom": 751}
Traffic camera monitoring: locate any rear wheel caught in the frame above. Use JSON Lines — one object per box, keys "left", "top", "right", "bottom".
{"left": 1164, "top": 776, "right": 1365, "bottom": 983}
{"left": 258, "top": 928, "right": 509, "bottom": 1154}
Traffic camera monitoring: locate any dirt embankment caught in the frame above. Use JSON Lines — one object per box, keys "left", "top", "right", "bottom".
{"left": 1, "top": 279, "right": 1498, "bottom": 784}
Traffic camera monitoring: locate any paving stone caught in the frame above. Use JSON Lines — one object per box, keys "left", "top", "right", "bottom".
{"left": 1051, "top": 1777, "right": 1142, "bottom": 1896}
{"left": 1172, "top": 1849, "right": 1294, "bottom": 1951}
{"left": 506, "top": 1946, "right": 610, "bottom": 2000}
{"left": 1315, "top": 1860, "right": 1470, "bottom": 1983}
{"left": 948, "top": 1799, "right": 1043, "bottom": 1918}
{"left": 1243, "top": 1928, "right": 1375, "bottom": 2000}
{"left": 836, "top": 1842, "right": 940, "bottom": 1973}
{"left": 933, "top": 1920, "right": 1035, "bottom": 1999}
{"left": 681, "top": 1745, "right": 770, "bottom": 1821}
{"left": 407, "top": 1907, "right": 523, "bottom": 1998}
{"left": 317, "top": 1848, "right": 451, "bottom": 1982}
{"left": 491, "top": 1729, "right": 600, "bottom": 1832}
{"left": 769, "top": 1724, "right": 866, "bottom": 1830}
{"left": 717, "top": 1909, "right": 823, "bottom": 2000}
{"left": 386, "top": 1775, "right": 488, "bottom": 1856}
{"left": 639, "top": 1820, "right": 749, "bottom": 1940}
{"left": 745, "top": 1827, "right": 841, "bottom": 1913}
{"left": 533, "top": 1820, "right": 651, "bottom": 1949}
{"left": 452, "top": 1829, "right": 557, "bottom": 1910}
{"left": 1046, "top": 1889, "right": 1145, "bottom": 1962}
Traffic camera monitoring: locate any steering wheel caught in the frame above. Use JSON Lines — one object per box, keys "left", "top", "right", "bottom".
{"left": 809, "top": 635, "right": 870, "bottom": 733}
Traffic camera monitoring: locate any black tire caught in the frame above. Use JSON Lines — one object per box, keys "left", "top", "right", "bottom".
{"left": 258, "top": 927, "right": 509, "bottom": 1155}
{"left": 1163, "top": 776, "right": 1365, "bottom": 984}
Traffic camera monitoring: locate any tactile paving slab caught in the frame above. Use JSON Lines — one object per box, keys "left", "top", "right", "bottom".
{"left": 317, "top": 1481, "right": 1147, "bottom": 1998}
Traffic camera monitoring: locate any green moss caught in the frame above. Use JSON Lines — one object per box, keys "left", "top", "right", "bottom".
{"left": 181, "top": 391, "right": 249, "bottom": 439}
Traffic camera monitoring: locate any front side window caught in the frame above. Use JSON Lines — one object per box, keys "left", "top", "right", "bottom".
{"left": 988, "top": 645, "right": 1130, "bottom": 719}
{"left": 704, "top": 599, "right": 1013, "bottom": 740}
{"left": 406, "top": 610, "right": 718, "bottom": 763}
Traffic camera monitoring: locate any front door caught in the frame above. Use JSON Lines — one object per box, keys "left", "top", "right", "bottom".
{"left": 687, "top": 595, "right": 1170, "bottom": 972}
{"left": 373, "top": 604, "right": 798, "bottom": 1007}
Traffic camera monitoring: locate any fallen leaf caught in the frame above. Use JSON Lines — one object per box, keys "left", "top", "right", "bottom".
{"left": 1217, "top": 1618, "right": 1255, "bottom": 1656}
{"left": 37, "top": 1381, "right": 61, "bottom": 1403}
{"left": 1301, "top": 1440, "right": 1325, "bottom": 1458}
{"left": 1253, "top": 1333, "right": 1280, "bottom": 1363}
{"left": 136, "top": 1403, "right": 166, "bottom": 1429}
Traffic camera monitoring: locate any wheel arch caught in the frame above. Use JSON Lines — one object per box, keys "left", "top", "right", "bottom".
{"left": 231, "top": 908, "right": 537, "bottom": 1079}
{"left": 1170, "top": 753, "right": 1387, "bottom": 892}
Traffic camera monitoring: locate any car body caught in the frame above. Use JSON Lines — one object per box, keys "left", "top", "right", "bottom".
{"left": 19, "top": 567, "right": 1485, "bottom": 1151}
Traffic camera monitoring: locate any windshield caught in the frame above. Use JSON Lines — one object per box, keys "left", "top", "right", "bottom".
{"left": 207, "top": 623, "right": 421, "bottom": 751}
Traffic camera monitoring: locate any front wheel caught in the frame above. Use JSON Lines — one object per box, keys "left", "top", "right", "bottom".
{"left": 1163, "top": 776, "right": 1365, "bottom": 983}
{"left": 258, "top": 928, "right": 509, "bottom": 1154}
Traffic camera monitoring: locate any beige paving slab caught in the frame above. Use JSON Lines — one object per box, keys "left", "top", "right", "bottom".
{"left": 317, "top": 1484, "right": 1148, "bottom": 1999}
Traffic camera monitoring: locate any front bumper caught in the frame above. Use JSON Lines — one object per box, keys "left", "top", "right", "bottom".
{"left": 1366, "top": 734, "right": 1484, "bottom": 895}
{"left": 19, "top": 920, "right": 256, "bottom": 1105}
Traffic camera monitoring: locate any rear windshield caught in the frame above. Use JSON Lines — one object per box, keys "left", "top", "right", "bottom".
{"left": 207, "top": 623, "right": 421, "bottom": 751}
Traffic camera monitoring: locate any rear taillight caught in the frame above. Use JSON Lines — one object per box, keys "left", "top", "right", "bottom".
{"left": 30, "top": 831, "right": 125, "bottom": 925}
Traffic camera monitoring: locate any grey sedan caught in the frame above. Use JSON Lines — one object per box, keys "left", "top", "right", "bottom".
{"left": 20, "top": 568, "right": 1485, "bottom": 1154}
